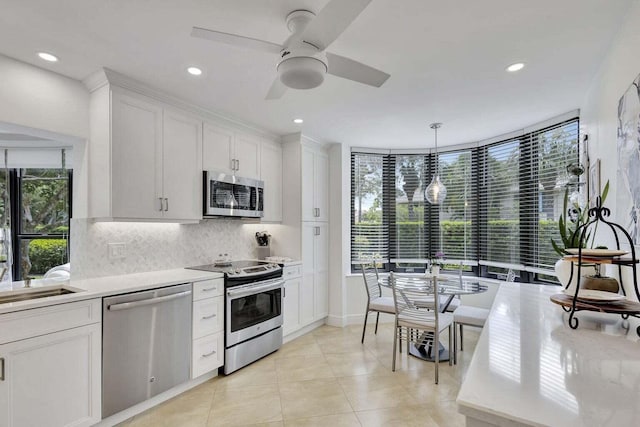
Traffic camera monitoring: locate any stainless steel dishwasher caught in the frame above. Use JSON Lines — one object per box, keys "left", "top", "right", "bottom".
{"left": 102, "top": 283, "right": 192, "bottom": 418}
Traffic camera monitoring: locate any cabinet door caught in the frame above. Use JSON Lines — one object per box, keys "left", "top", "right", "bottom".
{"left": 162, "top": 109, "right": 203, "bottom": 220}
{"left": 301, "top": 146, "right": 316, "bottom": 222}
{"left": 0, "top": 324, "right": 101, "bottom": 427}
{"left": 203, "top": 122, "right": 234, "bottom": 174}
{"left": 234, "top": 133, "right": 261, "bottom": 179}
{"left": 111, "top": 91, "right": 163, "bottom": 219}
{"left": 314, "top": 151, "right": 329, "bottom": 222}
{"left": 300, "top": 223, "right": 316, "bottom": 325}
{"left": 260, "top": 141, "right": 282, "bottom": 222}
{"left": 283, "top": 278, "right": 301, "bottom": 336}
{"left": 314, "top": 222, "right": 329, "bottom": 319}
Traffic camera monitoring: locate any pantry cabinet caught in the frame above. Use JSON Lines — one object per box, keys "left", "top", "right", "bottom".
{"left": 301, "top": 146, "right": 329, "bottom": 222}
{"left": 302, "top": 222, "right": 329, "bottom": 322}
{"left": 0, "top": 299, "right": 102, "bottom": 427}
{"left": 282, "top": 264, "right": 302, "bottom": 336}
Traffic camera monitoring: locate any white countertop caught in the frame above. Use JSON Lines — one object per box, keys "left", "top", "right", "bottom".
{"left": 457, "top": 282, "right": 640, "bottom": 427}
{"left": 0, "top": 268, "right": 223, "bottom": 315}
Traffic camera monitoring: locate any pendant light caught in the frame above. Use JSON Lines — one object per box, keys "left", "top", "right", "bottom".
{"left": 425, "top": 122, "right": 447, "bottom": 205}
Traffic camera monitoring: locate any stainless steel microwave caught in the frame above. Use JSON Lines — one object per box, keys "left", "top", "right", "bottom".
{"left": 203, "top": 171, "right": 264, "bottom": 218}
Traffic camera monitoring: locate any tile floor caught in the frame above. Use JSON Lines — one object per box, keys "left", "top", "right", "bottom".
{"left": 119, "top": 323, "right": 480, "bottom": 427}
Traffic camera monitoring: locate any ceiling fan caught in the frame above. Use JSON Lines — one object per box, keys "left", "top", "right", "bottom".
{"left": 191, "top": 0, "right": 390, "bottom": 99}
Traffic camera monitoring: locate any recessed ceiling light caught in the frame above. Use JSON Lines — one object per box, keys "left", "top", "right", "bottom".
{"left": 37, "top": 52, "right": 58, "bottom": 62}
{"left": 187, "top": 66, "right": 202, "bottom": 76}
{"left": 293, "top": 118, "right": 304, "bottom": 124}
{"left": 506, "top": 62, "right": 525, "bottom": 72}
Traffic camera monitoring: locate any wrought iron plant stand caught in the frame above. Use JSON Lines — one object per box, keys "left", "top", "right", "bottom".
{"left": 550, "top": 197, "right": 640, "bottom": 337}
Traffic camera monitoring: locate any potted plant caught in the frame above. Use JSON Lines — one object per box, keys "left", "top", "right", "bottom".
{"left": 551, "top": 180, "right": 609, "bottom": 289}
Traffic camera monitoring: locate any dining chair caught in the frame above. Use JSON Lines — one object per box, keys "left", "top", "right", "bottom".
{"left": 390, "top": 272, "right": 454, "bottom": 384}
{"left": 360, "top": 263, "right": 395, "bottom": 343}
{"left": 452, "top": 305, "right": 489, "bottom": 364}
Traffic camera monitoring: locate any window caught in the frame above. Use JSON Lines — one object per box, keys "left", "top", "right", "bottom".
{"left": 0, "top": 164, "right": 71, "bottom": 282}
{"left": 350, "top": 117, "right": 579, "bottom": 283}
{"left": 15, "top": 168, "right": 71, "bottom": 280}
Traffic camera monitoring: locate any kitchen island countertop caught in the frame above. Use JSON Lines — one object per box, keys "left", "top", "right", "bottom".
{"left": 457, "top": 282, "right": 640, "bottom": 427}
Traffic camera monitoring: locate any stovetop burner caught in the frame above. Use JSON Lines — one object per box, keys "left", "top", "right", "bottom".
{"left": 186, "top": 260, "right": 281, "bottom": 279}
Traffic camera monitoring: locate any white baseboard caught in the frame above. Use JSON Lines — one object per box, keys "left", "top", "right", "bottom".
{"left": 95, "top": 371, "right": 218, "bottom": 426}
{"left": 283, "top": 318, "right": 325, "bottom": 343}
{"left": 326, "top": 314, "right": 346, "bottom": 327}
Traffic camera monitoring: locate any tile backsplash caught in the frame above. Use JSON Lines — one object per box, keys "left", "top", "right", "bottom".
{"left": 70, "top": 218, "right": 286, "bottom": 279}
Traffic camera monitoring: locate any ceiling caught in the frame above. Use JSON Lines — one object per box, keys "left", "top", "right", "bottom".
{"left": 0, "top": 0, "right": 633, "bottom": 148}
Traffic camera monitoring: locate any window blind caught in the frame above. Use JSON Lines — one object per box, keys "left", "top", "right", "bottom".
{"left": 351, "top": 153, "right": 388, "bottom": 264}
{"left": 391, "top": 154, "right": 428, "bottom": 267}
{"left": 437, "top": 149, "right": 478, "bottom": 263}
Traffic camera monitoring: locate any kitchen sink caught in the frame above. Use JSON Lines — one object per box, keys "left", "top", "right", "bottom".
{"left": 0, "top": 286, "right": 78, "bottom": 304}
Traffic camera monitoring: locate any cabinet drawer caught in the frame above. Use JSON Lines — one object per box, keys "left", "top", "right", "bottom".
{"left": 0, "top": 299, "right": 101, "bottom": 344}
{"left": 191, "top": 331, "right": 224, "bottom": 378}
{"left": 193, "top": 279, "right": 224, "bottom": 301}
{"left": 193, "top": 296, "right": 224, "bottom": 339}
{"left": 283, "top": 265, "right": 302, "bottom": 279}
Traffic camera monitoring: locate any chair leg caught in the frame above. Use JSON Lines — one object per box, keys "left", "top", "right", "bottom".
{"left": 448, "top": 325, "right": 453, "bottom": 366}
{"left": 392, "top": 323, "right": 399, "bottom": 371}
{"left": 434, "top": 329, "right": 439, "bottom": 384}
{"left": 361, "top": 310, "right": 369, "bottom": 344}
{"left": 460, "top": 324, "right": 464, "bottom": 351}
{"left": 375, "top": 312, "right": 380, "bottom": 334}
{"left": 453, "top": 322, "right": 458, "bottom": 365}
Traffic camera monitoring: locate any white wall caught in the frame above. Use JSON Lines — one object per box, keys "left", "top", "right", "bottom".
{"left": 0, "top": 54, "right": 89, "bottom": 139}
{"left": 580, "top": 0, "right": 640, "bottom": 299}
{"left": 327, "top": 143, "right": 345, "bottom": 326}
{"left": 581, "top": 0, "right": 640, "bottom": 221}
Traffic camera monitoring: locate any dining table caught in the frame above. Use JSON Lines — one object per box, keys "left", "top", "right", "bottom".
{"left": 380, "top": 273, "right": 488, "bottom": 362}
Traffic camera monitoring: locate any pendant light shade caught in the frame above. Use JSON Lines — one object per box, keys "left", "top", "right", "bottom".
{"left": 425, "top": 122, "right": 447, "bottom": 205}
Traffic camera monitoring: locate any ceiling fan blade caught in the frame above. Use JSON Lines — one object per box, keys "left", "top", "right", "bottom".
{"left": 265, "top": 78, "right": 287, "bottom": 100}
{"left": 297, "top": 0, "right": 372, "bottom": 51}
{"left": 191, "top": 27, "right": 282, "bottom": 54}
{"left": 326, "top": 52, "right": 390, "bottom": 87}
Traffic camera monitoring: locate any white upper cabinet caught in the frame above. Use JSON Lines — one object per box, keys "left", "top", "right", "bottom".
{"left": 260, "top": 140, "right": 283, "bottom": 222}
{"left": 162, "top": 109, "right": 203, "bottom": 220}
{"left": 202, "top": 123, "right": 235, "bottom": 174}
{"left": 301, "top": 145, "right": 329, "bottom": 222}
{"left": 203, "top": 121, "right": 260, "bottom": 180}
{"left": 111, "top": 91, "right": 163, "bottom": 220}
{"left": 234, "top": 133, "right": 261, "bottom": 180}
{"left": 88, "top": 85, "right": 202, "bottom": 222}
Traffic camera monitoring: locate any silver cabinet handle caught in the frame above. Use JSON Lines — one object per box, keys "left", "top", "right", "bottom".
{"left": 202, "top": 350, "right": 217, "bottom": 358}
{"left": 0, "top": 357, "right": 4, "bottom": 381}
{"left": 314, "top": 208, "right": 320, "bottom": 217}
{"left": 163, "top": 198, "right": 169, "bottom": 212}
{"left": 202, "top": 313, "right": 217, "bottom": 320}
{"left": 158, "top": 197, "right": 164, "bottom": 212}
{"left": 230, "top": 158, "right": 235, "bottom": 171}
{"left": 202, "top": 287, "right": 218, "bottom": 292}
{"left": 108, "top": 290, "right": 192, "bottom": 311}
{"left": 236, "top": 159, "right": 240, "bottom": 170}
{"left": 314, "top": 226, "right": 320, "bottom": 236}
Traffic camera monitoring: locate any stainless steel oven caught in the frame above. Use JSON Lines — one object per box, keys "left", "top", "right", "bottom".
{"left": 203, "top": 170, "right": 264, "bottom": 218}
{"left": 226, "top": 278, "right": 283, "bottom": 346}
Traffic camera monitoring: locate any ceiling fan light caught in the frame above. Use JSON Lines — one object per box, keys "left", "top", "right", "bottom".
{"left": 278, "top": 57, "right": 326, "bottom": 90}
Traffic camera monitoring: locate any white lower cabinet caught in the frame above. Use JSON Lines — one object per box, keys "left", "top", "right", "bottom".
{"left": 302, "top": 222, "right": 329, "bottom": 323}
{"left": 191, "top": 279, "right": 225, "bottom": 378}
{"left": 283, "top": 265, "right": 302, "bottom": 336}
{"left": 0, "top": 300, "right": 102, "bottom": 427}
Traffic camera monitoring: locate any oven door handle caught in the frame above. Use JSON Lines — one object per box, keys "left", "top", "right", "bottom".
{"left": 226, "top": 280, "right": 283, "bottom": 298}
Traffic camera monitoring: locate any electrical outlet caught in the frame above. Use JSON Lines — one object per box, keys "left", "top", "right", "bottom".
{"left": 108, "top": 243, "right": 126, "bottom": 260}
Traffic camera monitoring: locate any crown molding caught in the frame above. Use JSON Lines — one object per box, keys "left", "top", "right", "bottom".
{"left": 82, "top": 67, "right": 281, "bottom": 141}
